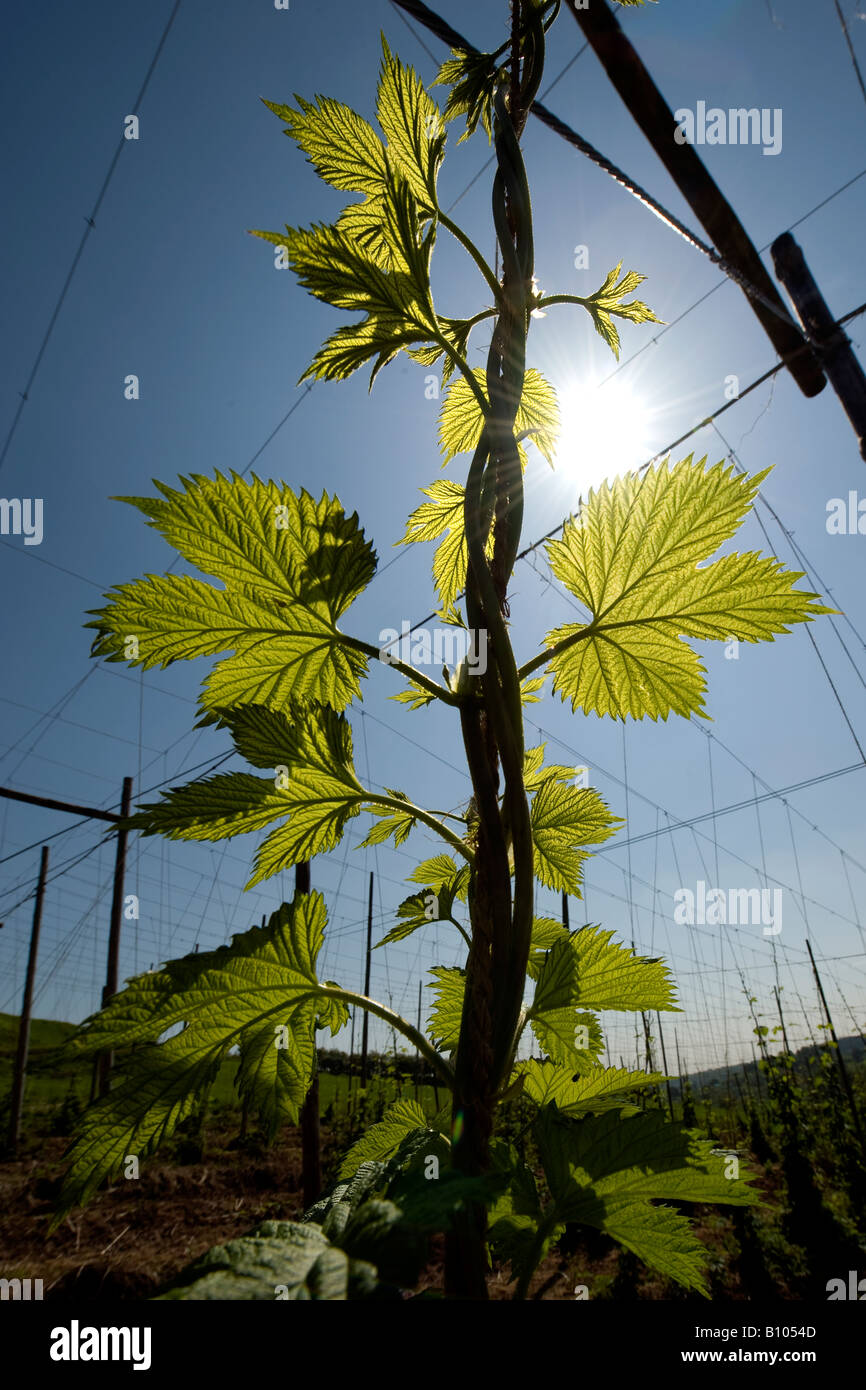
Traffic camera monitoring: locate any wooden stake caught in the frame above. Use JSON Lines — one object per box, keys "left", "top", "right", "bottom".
{"left": 296, "top": 860, "right": 321, "bottom": 1209}
{"left": 7, "top": 846, "right": 49, "bottom": 1154}
{"left": 98, "top": 776, "right": 133, "bottom": 1096}
{"left": 361, "top": 872, "right": 373, "bottom": 1088}
{"left": 806, "top": 939, "right": 866, "bottom": 1156}
{"left": 772, "top": 233, "right": 866, "bottom": 459}
{"left": 656, "top": 1012, "right": 675, "bottom": 1120}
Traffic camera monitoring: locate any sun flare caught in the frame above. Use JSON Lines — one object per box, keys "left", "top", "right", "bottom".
{"left": 553, "top": 377, "right": 654, "bottom": 499}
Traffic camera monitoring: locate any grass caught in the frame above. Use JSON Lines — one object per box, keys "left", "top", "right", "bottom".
{"left": 0, "top": 1012, "right": 443, "bottom": 1129}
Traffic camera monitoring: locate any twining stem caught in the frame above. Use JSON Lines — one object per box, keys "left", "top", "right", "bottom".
{"left": 439, "top": 212, "right": 503, "bottom": 303}
{"left": 363, "top": 792, "right": 475, "bottom": 865}
{"left": 341, "top": 634, "right": 463, "bottom": 706}
{"left": 512, "top": 1209, "right": 560, "bottom": 1300}
{"left": 444, "top": 914, "right": 473, "bottom": 949}
{"left": 317, "top": 985, "right": 454, "bottom": 1088}
{"left": 535, "top": 292, "right": 591, "bottom": 310}
{"left": 431, "top": 332, "right": 491, "bottom": 415}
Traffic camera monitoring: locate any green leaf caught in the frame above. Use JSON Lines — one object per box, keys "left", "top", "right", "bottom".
{"left": 438, "top": 368, "right": 559, "bottom": 467}
{"left": 522, "top": 743, "right": 577, "bottom": 794}
{"left": 518, "top": 1059, "right": 668, "bottom": 1116}
{"left": 532, "top": 922, "right": 680, "bottom": 1013}
{"left": 399, "top": 477, "right": 495, "bottom": 612}
{"left": 530, "top": 1006, "right": 603, "bottom": 1072}
{"left": 86, "top": 476, "right": 376, "bottom": 715}
{"left": 263, "top": 94, "right": 388, "bottom": 197}
{"left": 435, "top": 48, "right": 505, "bottom": 144}
{"left": 427, "top": 966, "right": 465, "bottom": 1051}
{"left": 534, "top": 1107, "right": 758, "bottom": 1295}
{"left": 486, "top": 1141, "right": 551, "bottom": 1277}
{"left": 377, "top": 872, "right": 466, "bottom": 949}
{"left": 389, "top": 1168, "right": 508, "bottom": 1230}
{"left": 298, "top": 313, "right": 422, "bottom": 386}
{"left": 407, "top": 315, "right": 475, "bottom": 387}
{"left": 360, "top": 790, "right": 417, "bottom": 849}
{"left": 54, "top": 895, "right": 344, "bottom": 1220}
{"left": 390, "top": 678, "right": 437, "bottom": 710}
{"left": 236, "top": 1000, "right": 317, "bottom": 1139}
{"left": 407, "top": 854, "right": 465, "bottom": 892}
{"left": 276, "top": 219, "right": 427, "bottom": 323}
{"left": 400, "top": 479, "right": 467, "bottom": 613}
{"left": 338, "top": 1100, "right": 432, "bottom": 1180}
{"left": 270, "top": 212, "right": 437, "bottom": 390}
{"left": 542, "top": 458, "right": 833, "bottom": 720}
{"left": 530, "top": 780, "right": 620, "bottom": 893}
{"left": 519, "top": 675, "right": 547, "bottom": 705}
{"left": 580, "top": 261, "right": 662, "bottom": 360}
{"left": 128, "top": 703, "right": 365, "bottom": 887}
{"left": 157, "top": 1222, "right": 353, "bottom": 1301}
{"left": 338, "top": 1197, "right": 429, "bottom": 1286}
{"left": 527, "top": 915, "right": 570, "bottom": 981}
{"left": 527, "top": 939, "right": 604, "bottom": 1068}
{"left": 377, "top": 36, "right": 445, "bottom": 212}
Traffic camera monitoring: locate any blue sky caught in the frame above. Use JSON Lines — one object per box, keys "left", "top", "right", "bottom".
{"left": 1, "top": 0, "right": 865, "bottom": 1077}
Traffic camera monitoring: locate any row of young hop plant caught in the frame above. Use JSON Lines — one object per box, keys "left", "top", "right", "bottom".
{"left": 51, "top": 1, "right": 833, "bottom": 1298}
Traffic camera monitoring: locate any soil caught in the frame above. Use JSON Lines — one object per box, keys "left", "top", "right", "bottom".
{"left": 0, "top": 1119, "right": 759, "bottom": 1302}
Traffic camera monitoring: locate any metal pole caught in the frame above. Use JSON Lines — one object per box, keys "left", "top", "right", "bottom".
{"left": 98, "top": 777, "right": 133, "bottom": 1096}
{"left": 360, "top": 871, "right": 373, "bottom": 1088}
{"left": 561, "top": 891, "right": 569, "bottom": 929}
{"left": 7, "top": 846, "right": 49, "bottom": 1154}
{"left": 772, "top": 232, "right": 866, "bottom": 459}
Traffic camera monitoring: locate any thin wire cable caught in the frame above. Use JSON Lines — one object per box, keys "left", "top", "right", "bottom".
{"left": 389, "top": 0, "right": 815, "bottom": 340}
{"left": 0, "top": 0, "right": 184, "bottom": 474}
{"left": 834, "top": 0, "right": 866, "bottom": 110}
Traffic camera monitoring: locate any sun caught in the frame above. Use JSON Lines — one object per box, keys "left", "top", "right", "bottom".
{"left": 552, "top": 376, "right": 654, "bottom": 499}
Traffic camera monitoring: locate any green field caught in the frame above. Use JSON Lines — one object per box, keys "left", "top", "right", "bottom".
{"left": 0, "top": 1012, "right": 442, "bottom": 1127}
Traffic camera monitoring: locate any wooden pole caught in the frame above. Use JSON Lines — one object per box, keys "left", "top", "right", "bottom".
{"left": 98, "top": 776, "right": 133, "bottom": 1097}
{"left": 774, "top": 986, "right": 791, "bottom": 1055}
{"left": 361, "top": 872, "right": 373, "bottom": 1088}
{"left": 415, "top": 980, "right": 422, "bottom": 1103}
{"left": 7, "top": 846, "right": 49, "bottom": 1154}
{"left": 296, "top": 860, "right": 321, "bottom": 1209}
{"left": 656, "top": 1012, "right": 675, "bottom": 1120}
{"left": 349, "top": 1008, "right": 356, "bottom": 1111}
{"left": 805, "top": 939, "right": 866, "bottom": 1155}
{"left": 641, "top": 1011, "right": 654, "bottom": 1074}
{"left": 563, "top": 0, "right": 825, "bottom": 399}
{"left": 388, "top": 990, "right": 402, "bottom": 1098}
{"left": 772, "top": 233, "right": 866, "bottom": 459}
